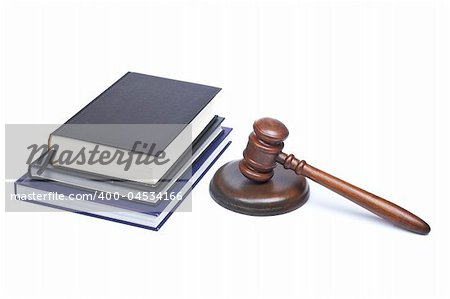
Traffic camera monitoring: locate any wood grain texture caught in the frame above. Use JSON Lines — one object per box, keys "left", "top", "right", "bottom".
{"left": 238, "top": 117, "right": 431, "bottom": 235}
{"left": 210, "top": 160, "right": 309, "bottom": 216}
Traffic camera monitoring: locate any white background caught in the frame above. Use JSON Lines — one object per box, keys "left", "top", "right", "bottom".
{"left": 1, "top": 0, "right": 449, "bottom": 298}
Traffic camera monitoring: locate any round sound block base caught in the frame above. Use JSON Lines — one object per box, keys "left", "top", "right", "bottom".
{"left": 209, "top": 160, "right": 310, "bottom": 216}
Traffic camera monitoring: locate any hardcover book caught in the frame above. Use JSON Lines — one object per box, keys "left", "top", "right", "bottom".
{"left": 49, "top": 72, "right": 221, "bottom": 185}
{"left": 16, "top": 128, "right": 232, "bottom": 230}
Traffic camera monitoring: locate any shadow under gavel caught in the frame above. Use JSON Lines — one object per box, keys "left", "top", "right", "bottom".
{"left": 210, "top": 117, "right": 430, "bottom": 235}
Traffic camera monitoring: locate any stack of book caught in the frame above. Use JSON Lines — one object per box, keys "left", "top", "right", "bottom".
{"left": 15, "top": 72, "right": 232, "bottom": 230}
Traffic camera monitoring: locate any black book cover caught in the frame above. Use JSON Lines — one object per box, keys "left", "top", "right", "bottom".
{"left": 52, "top": 72, "right": 221, "bottom": 152}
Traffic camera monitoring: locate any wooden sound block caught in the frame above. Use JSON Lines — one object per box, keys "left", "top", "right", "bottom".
{"left": 209, "top": 160, "right": 310, "bottom": 216}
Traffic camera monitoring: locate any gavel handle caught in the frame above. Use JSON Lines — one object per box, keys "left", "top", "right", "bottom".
{"left": 277, "top": 152, "right": 430, "bottom": 235}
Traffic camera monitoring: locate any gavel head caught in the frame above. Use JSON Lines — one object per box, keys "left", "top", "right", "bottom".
{"left": 239, "top": 117, "right": 289, "bottom": 183}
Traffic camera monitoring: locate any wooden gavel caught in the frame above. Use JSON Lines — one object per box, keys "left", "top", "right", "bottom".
{"left": 237, "top": 117, "right": 430, "bottom": 235}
